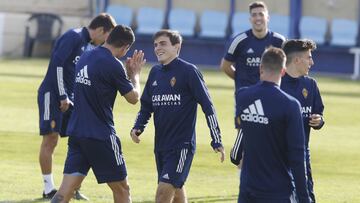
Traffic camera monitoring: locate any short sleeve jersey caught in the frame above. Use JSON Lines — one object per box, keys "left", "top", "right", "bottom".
{"left": 224, "top": 29, "right": 285, "bottom": 90}
{"left": 67, "top": 46, "right": 133, "bottom": 140}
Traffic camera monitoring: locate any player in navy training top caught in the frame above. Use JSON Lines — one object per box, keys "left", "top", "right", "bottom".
{"left": 281, "top": 39, "right": 325, "bottom": 203}
{"left": 220, "top": 1, "right": 285, "bottom": 90}
{"left": 130, "top": 30, "right": 225, "bottom": 202}
{"left": 37, "top": 13, "right": 116, "bottom": 199}
{"left": 231, "top": 47, "right": 310, "bottom": 203}
{"left": 51, "top": 25, "right": 145, "bottom": 203}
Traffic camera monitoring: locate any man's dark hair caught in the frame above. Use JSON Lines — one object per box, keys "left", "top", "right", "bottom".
{"left": 249, "top": 1, "right": 268, "bottom": 12}
{"left": 88, "top": 13, "right": 116, "bottom": 32}
{"left": 153, "top": 29, "right": 183, "bottom": 45}
{"left": 261, "top": 46, "right": 286, "bottom": 73}
{"left": 282, "top": 39, "right": 316, "bottom": 64}
{"left": 106, "top": 25, "right": 135, "bottom": 48}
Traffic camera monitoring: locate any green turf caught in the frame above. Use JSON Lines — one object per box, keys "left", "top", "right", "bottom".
{"left": 0, "top": 58, "right": 359, "bottom": 202}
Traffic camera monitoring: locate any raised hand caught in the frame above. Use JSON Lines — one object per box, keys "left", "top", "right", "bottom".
{"left": 125, "top": 50, "right": 146, "bottom": 79}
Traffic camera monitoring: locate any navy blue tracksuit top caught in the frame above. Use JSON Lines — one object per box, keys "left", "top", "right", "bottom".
{"left": 133, "top": 58, "right": 222, "bottom": 153}
{"left": 232, "top": 81, "right": 310, "bottom": 203}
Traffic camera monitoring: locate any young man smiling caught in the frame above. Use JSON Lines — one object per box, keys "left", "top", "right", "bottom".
{"left": 131, "top": 29, "right": 225, "bottom": 203}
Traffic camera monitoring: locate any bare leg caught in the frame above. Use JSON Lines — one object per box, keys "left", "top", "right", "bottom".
{"left": 173, "top": 187, "right": 187, "bottom": 203}
{"left": 155, "top": 182, "right": 176, "bottom": 203}
{"left": 107, "top": 178, "right": 131, "bottom": 203}
{"left": 51, "top": 174, "right": 85, "bottom": 203}
{"left": 39, "top": 132, "right": 59, "bottom": 174}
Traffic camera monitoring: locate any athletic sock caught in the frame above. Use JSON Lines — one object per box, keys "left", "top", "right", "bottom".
{"left": 43, "top": 174, "right": 55, "bottom": 194}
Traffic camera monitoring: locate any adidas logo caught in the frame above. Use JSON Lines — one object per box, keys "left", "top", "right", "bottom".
{"left": 246, "top": 48, "right": 254, "bottom": 53}
{"left": 152, "top": 80, "right": 158, "bottom": 86}
{"left": 162, "top": 173, "right": 169, "bottom": 180}
{"left": 75, "top": 65, "right": 91, "bottom": 86}
{"left": 240, "top": 99, "right": 269, "bottom": 124}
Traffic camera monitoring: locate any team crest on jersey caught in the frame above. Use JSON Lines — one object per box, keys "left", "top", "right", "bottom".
{"left": 170, "top": 77, "right": 176, "bottom": 87}
{"left": 50, "top": 120, "right": 56, "bottom": 129}
{"left": 302, "top": 88, "right": 308, "bottom": 99}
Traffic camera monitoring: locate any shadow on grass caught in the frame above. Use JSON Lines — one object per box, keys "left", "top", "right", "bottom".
{"left": 188, "top": 195, "right": 238, "bottom": 202}
{"left": 133, "top": 195, "right": 238, "bottom": 203}
{"left": 0, "top": 198, "right": 48, "bottom": 203}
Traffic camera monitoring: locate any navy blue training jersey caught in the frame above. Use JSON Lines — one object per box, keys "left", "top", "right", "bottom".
{"left": 133, "top": 58, "right": 222, "bottom": 152}
{"left": 38, "top": 27, "right": 95, "bottom": 101}
{"left": 280, "top": 73, "right": 325, "bottom": 149}
{"left": 67, "top": 46, "right": 134, "bottom": 140}
{"left": 233, "top": 81, "right": 309, "bottom": 202}
{"left": 224, "top": 29, "right": 285, "bottom": 89}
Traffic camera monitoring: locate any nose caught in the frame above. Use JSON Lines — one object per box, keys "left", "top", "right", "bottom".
{"left": 310, "top": 58, "right": 314, "bottom": 66}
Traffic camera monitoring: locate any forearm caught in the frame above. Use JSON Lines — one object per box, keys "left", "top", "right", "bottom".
{"left": 130, "top": 74, "right": 141, "bottom": 97}
{"left": 220, "top": 59, "right": 235, "bottom": 80}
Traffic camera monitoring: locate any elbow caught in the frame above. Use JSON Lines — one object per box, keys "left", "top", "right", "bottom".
{"left": 125, "top": 90, "right": 140, "bottom": 105}
{"left": 128, "top": 97, "right": 139, "bottom": 105}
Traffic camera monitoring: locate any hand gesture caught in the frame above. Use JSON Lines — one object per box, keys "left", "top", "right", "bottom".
{"left": 125, "top": 50, "right": 146, "bottom": 79}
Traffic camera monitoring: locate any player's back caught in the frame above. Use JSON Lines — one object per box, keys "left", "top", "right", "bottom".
{"left": 236, "top": 81, "right": 306, "bottom": 198}
{"left": 67, "top": 46, "right": 132, "bottom": 140}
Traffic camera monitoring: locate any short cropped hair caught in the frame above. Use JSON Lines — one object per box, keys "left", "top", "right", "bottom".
{"left": 282, "top": 39, "right": 316, "bottom": 64}
{"left": 106, "top": 25, "right": 135, "bottom": 48}
{"left": 261, "top": 47, "right": 286, "bottom": 73}
{"left": 153, "top": 29, "right": 183, "bottom": 46}
{"left": 249, "top": 1, "right": 268, "bottom": 12}
{"left": 88, "top": 13, "right": 116, "bottom": 32}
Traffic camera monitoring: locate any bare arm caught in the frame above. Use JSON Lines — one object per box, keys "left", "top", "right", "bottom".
{"left": 124, "top": 50, "right": 146, "bottom": 104}
{"left": 220, "top": 58, "right": 235, "bottom": 80}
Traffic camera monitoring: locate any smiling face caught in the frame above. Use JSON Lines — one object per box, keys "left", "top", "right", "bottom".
{"left": 249, "top": 6, "right": 269, "bottom": 35}
{"left": 295, "top": 50, "right": 314, "bottom": 76}
{"left": 154, "top": 35, "right": 180, "bottom": 65}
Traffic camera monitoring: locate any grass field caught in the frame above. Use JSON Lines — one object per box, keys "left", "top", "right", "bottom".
{"left": 0, "top": 58, "right": 359, "bottom": 203}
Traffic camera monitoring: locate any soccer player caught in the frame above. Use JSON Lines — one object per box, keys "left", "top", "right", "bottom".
{"left": 130, "top": 29, "right": 225, "bottom": 203}
{"left": 281, "top": 39, "right": 325, "bottom": 203}
{"left": 231, "top": 47, "right": 310, "bottom": 203}
{"left": 37, "top": 13, "right": 116, "bottom": 199}
{"left": 220, "top": 1, "right": 285, "bottom": 90}
{"left": 50, "top": 25, "right": 145, "bottom": 203}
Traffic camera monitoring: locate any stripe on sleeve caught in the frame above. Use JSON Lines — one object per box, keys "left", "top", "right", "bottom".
{"left": 228, "top": 33, "right": 247, "bottom": 54}
{"left": 231, "top": 129, "right": 243, "bottom": 160}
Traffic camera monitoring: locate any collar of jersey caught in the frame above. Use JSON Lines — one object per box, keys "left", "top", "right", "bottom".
{"left": 161, "top": 57, "right": 179, "bottom": 70}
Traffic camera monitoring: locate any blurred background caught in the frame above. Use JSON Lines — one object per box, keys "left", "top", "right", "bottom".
{"left": 0, "top": 0, "right": 359, "bottom": 79}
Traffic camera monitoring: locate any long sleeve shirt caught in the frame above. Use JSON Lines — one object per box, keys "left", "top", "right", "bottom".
{"left": 38, "top": 27, "right": 95, "bottom": 102}
{"left": 133, "top": 58, "right": 222, "bottom": 152}
{"left": 232, "top": 81, "right": 310, "bottom": 203}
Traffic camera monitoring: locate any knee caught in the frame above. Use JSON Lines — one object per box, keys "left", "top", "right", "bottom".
{"left": 42, "top": 135, "right": 59, "bottom": 150}
{"left": 113, "top": 182, "right": 130, "bottom": 196}
{"left": 156, "top": 189, "right": 171, "bottom": 203}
